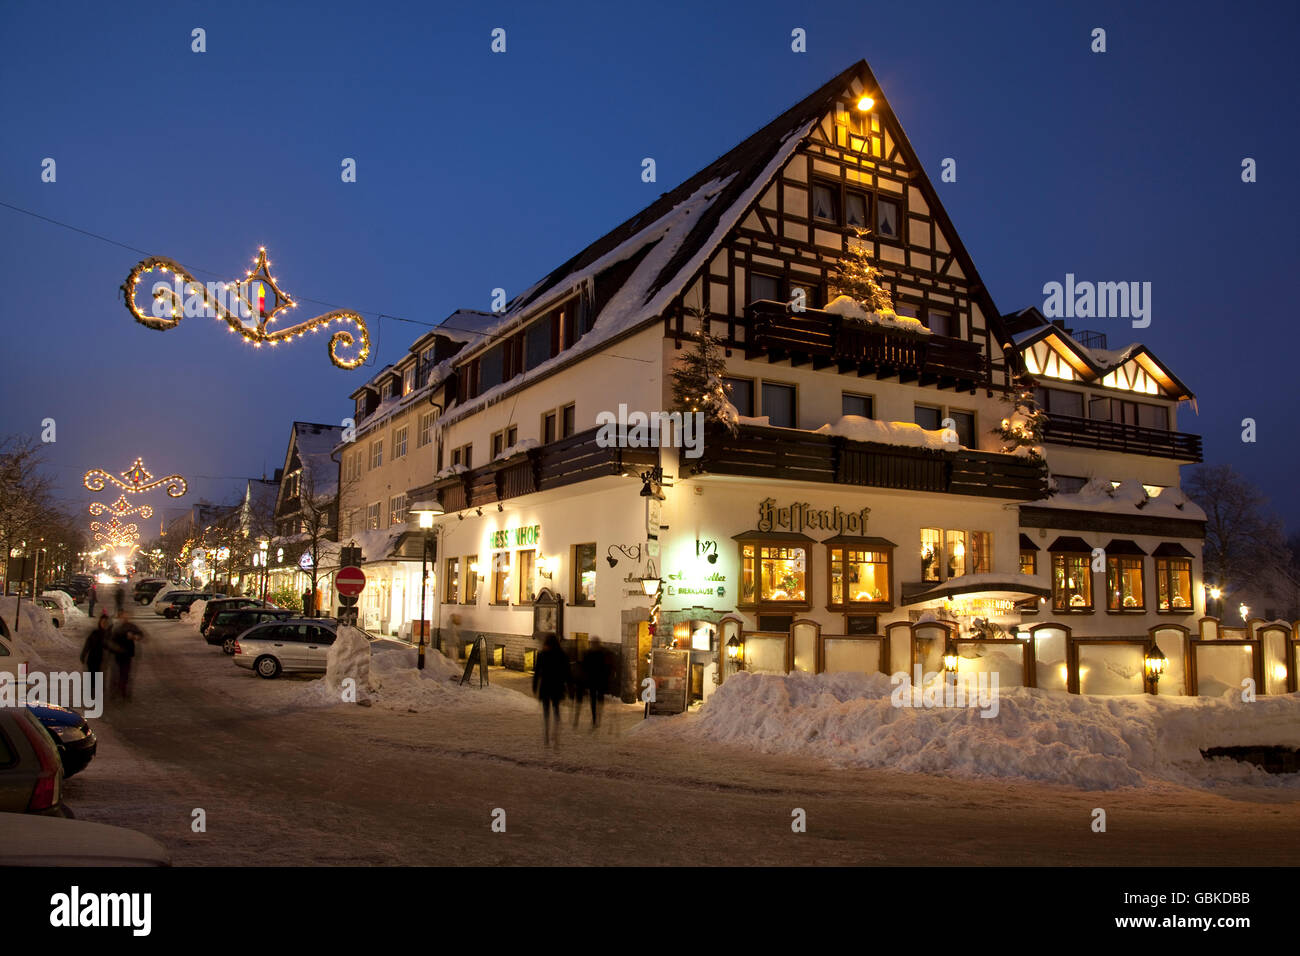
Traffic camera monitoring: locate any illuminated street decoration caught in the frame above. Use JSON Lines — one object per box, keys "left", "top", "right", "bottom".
{"left": 88, "top": 494, "right": 154, "bottom": 519}
{"left": 84, "top": 457, "right": 188, "bottom": 497}
{"left": 121, "top": 246, "right": 371, "bottom": 369}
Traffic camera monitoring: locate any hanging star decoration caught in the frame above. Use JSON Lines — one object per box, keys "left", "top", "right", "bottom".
{"left": 121, "top": 246, "right": 371, "bottom": 369}
{"left": 88, "top": 494, "right": 154, "bottom": 520}
{"left": 84, "top": 457, "right": 188, "bottom": 497}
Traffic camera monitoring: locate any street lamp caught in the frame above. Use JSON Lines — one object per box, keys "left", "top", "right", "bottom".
{"left": 1143, "top": 641, "right": 1167, "bottom": 695}
{"left": 408, "top": 500, "right": 445, "bottom": 671}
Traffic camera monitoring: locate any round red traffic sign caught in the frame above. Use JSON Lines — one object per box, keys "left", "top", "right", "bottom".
{"left": 335, "top": 566, "right": 366, "bottom": 597}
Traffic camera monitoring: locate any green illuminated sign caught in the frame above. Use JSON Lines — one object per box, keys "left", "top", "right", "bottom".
{"left": 489, "top": 525, "right": 540, "bottom": 549}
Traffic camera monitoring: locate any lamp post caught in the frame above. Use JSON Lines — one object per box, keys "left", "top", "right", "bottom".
{"left": 408, "top": 500, "right": 445, "bottom": 671}
{"left": 258, "top": 538, "right": 269, "bottom": 602}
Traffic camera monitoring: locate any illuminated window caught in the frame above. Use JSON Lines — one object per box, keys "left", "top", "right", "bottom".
{"left": 920, "top": 528, "right": 943, "bottom": 582}
{"left": 516, "top": 549, "right": 536, "bottom": 604}
{"left": 1019, "top": 549, "right": 1037, "bottom": 575}
{"left": 572, "top": 543, "right": 596, "bottom": 605}
{"left": 444, "top": 558, "right": 459, "bottom": 604}
{"left": 464, "top": 554, "right": 478, "bottom": 604}
{"left": 1052, "top": 552, "right": 1093, "bottom": 612}
{"left": 828, "top": 545, "right": 892, "bottom": 608}
{"left": 1156, "top": 557, "right": 1193, "bottom": 611}
{"left": 1106, "top": 556, "right": 1145, "bottom": 611}
{"left": 492, "top": 552, "right": 511, "bottom": 605}
{"left": 739, "top": 541, "right": 808, "bottom": 606}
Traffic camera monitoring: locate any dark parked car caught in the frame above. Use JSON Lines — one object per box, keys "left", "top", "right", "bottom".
{"left": 199, "top": 597, "right": 274, "bottom": 634}
{"left": 0, "top": 707, "right": 70, "bottom": 816}
{"left": 206, "top": 607, "right": 294, "bottom": 655}
{"left": 160, "top": 591, "right": 217, "bottom": 619}
{"left": 27, "top": 703, "right": 97, "bottom": 778}
{"left": 133, "top": 579, "right": 166, "bottom": 604}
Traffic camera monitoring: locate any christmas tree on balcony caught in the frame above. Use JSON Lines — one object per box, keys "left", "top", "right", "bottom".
{"left": 993, "top": 371, "right": 1048, "bottom": 458}
{"left": 827, "top": 228, "right": 928, "bottom": 334}
{"left": 670, "top": 315, "right": 739, "bottom": 434}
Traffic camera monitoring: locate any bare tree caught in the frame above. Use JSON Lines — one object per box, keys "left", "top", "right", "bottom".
{"left": 1184, "top": 464, "right": 1287, "bottom": 590}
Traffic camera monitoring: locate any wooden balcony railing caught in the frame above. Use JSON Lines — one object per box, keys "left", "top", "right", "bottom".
{"left": 743, "top": 301, "right": 986, "bottom": 389}
{"left": 1043, "top": 414, "right": 1203, "bottom": 462}
{"left": 687, "top": 423, "right": 1047, "bottom": 500}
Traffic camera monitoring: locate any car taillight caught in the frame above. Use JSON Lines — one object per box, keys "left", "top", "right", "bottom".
{"left": 233, "top": 641, "right": 242, "bottom": 654}
{"left": 16, "top": 712, "right": 61, "bottom": 811}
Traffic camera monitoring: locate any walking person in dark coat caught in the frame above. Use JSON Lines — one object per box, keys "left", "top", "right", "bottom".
{"left": 87, "top": 583, "right": 97, "bottom": 616}
{"left": 107, "top": 610, "right": 144, "bottom": 702}
{"left": 532, "top": 633, "right": 569, "bottom": 748}
{"left": 80, "top": 613, "right": 112, "bottom": 702}
{"left": 580, "top": 636, "right": 610, "bottom": 729}
{"left": 114, "top": 584, "right": 125, "bottom": 614}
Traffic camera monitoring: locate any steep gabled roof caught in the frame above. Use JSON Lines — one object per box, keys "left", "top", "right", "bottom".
{"left": 277, "top": 422, "right": 343, "bottom": 514}
{"left": 1005, "top": 306, "right": 1195, "bottom": 400}
{"left": 438, "top": 60, "right": 1014, "bottom": 418}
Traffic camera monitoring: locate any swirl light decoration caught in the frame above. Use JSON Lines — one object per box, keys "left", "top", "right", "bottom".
{"left": 121, "top": 246, "right": 371, "bottom": 369}
{"left": 84, "top": 457, "right": 188, "bottom": 497}
{"left": 88, "top": 494, "right": 154, "bottom": 520}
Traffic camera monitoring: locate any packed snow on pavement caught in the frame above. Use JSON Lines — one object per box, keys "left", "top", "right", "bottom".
{"left": 634, "top": 669, "right": 1300, "bottom": 791}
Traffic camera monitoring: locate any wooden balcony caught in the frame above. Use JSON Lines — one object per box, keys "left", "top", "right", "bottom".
{"left": 686, "top": 423, "right": 1047, "bottom": 500}
{"left": 743, "top": 301, "right": 986, "bottom": 391}
{"left": 416, "top": 427, "right": 658, "bottom": 512}
{"left": 1043, "top": 413, "right": 1203, "bottom": 462}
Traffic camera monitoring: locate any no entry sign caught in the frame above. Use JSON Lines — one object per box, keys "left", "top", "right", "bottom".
{"left": 336, "top": 566, "right": 366, "bottom": 597}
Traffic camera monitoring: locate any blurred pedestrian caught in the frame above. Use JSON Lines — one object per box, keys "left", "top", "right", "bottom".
{"left": 580, "top": 636, "right": 611, "bottom": 729}
{"left": 114, "top": 584, "right": 125, "bottom": 614}
{"left": 532, "top": 633, "right": 568, "bottom": 748}
{"left": 107, "top": 609, "right": 143, "bottom": 702}
{"left": 80, "top": 613, "right": 112, "bottom": 701}
{"left": 87, "top": 582, "right": 97, "bottom": 616}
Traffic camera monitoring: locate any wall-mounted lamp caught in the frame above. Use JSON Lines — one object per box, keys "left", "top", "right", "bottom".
{"left": 1143, "top": 641, "right": 1167, "bottom": 694}
{"left": 942, "top": 638, "right": 959, "bottom": 675}
{"left": 537, "top": 555, "right": 554, "bottom": 579}
{"left": 606, "top": 544, "right": 642, "bottom": 569}
{"left": 497, "top": 502, "right": 503, "bottom": 512}
{"left": 476, "top": 507, "right": 483, "bottom": 517}
{"left": 639, "top": 466, "right": 665, "bottom": 500}
{"left": 726, "top": 634, "right": 744, "bottom": 669}
{"left": 639, "top": 558, "right": 661, "bottom": 597}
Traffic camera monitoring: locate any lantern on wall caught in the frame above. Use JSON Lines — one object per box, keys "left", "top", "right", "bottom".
{"left": 726, "top": 634, "right": 744, "bottom": 669}
{"left": 1143, "top": 641, "right": 1167, "bottom": 694}
{"left": 942, "top": 638, "right": 959, "bottom": 675}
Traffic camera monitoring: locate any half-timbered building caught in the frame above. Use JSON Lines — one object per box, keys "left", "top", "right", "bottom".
{"left": 359, "top": 60, "right": 1272, "bottom": 702}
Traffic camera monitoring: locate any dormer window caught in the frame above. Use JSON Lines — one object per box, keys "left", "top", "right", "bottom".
{"left": 402, "top": 367, "right": 414, "bottom": 396}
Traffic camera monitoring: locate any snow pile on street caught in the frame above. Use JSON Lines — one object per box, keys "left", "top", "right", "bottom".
{"left": 824, "top": 295, "right": 931, "bottom": 334}
{"left": 182, "top": 599, "right": 208, "bottom": 628}
{"left": 814, "top": 415, "right": 954, "bottom": 450}
{"left": 0, "top": 596, "right": 77, "bottom": 664}
{"left": 636, "top": 670, "right": 1300, "bottom": 791}
{"left": 298, "top": 637, "right": 532, "bottom": 713}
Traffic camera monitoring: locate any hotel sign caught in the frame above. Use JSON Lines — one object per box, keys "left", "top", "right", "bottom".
{"left": 489, "top": 525, "right": 540, "bottom": 549}
{"left": 757, "top": 498, "right": 870, "bottom": 536}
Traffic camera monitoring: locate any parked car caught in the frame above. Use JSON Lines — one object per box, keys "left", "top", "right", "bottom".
{"left": 199, "top": 597, "right": 273, "bottom": 634}
{"left": 27, "top": 703, "right": 97, "bottom": 777}
{"left": 206, "top": 607, "right": 293, "bottom": 655}
{"left": 157, "top": 591, "right": 216, "bottom": 618}
{"left": 233, "top": 618, "right": 342, "bottom": 678}
{"left": 36, "top": 598, "right": 64, "bottom": 629}
{"left": 133, "top": 579, "right": 166, "bottom": 604}
{"left": 0, "top": 707, "right": 70, "bottom": 816}
{"left": 0, "top": 812, "right": 170, "bottom": 865}
{"left": 149, "top": 584, "right": 186, "bottom": 613}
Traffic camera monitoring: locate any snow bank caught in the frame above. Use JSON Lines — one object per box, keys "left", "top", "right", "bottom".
{"left": 0, "top": 596, "right": 77, "bottom": 664}
{"left": 814, "top": 415, "right": 953, "bottom": 450}
{"left": 635, "top": 670, "right": 1300, "bottom": 791}
{"left": 182, "top": 599, "right": 208, "bottom": 629}
{"left": 297, "top": 637, "right": 532, "bottom": 713}
{"left": 824, "top": 295, "right": 931, "bottom": 335}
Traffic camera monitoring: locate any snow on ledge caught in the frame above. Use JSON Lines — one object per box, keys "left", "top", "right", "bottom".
{"left": 824, "top": 295, "right": 931, "bottom": 335}
{"left": 813, "top": 415, "right": 955, "bottom": 451}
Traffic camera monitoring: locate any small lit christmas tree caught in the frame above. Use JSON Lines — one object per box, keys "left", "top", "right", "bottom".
{"left": 831, "top": 228, "right": 896, "bottom": 316}
{"left": 670, "top": 318, "right": 739, "bottom": 434}
{"left": 992, "top": 371, "right": 1048, "bottom": 457}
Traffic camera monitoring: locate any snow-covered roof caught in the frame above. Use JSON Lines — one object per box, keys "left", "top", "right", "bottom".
{"left": 1040, "top": 477, "right": 1207, "bottom": 522}
{"left": 291, "top": 422, "right": 344, "bottom": 498}
{"left": 813, "top": 415, "right": 956, "bottom": 451}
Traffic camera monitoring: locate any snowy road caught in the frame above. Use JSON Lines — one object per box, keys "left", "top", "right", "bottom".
{"left": 53, "top": 614, "right": 1300, "bottom": 865}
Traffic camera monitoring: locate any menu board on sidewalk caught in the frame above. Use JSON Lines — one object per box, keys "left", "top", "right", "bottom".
{"left": 648, "top": 648, "right": 690, "bottom": 716}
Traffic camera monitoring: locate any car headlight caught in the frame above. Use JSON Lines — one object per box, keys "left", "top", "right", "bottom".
{"left": 52, "top": 725, "right": 87, "bottom": 742}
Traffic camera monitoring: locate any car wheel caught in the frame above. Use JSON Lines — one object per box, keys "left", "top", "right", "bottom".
{"left": 222, "top": 637, "right": 237, "bottom": 655}
{"left": 255, "top": 655, "right": 281, "bottom": 679}
{"left": 51, "top": 619, "right": 61, "bottom": 628}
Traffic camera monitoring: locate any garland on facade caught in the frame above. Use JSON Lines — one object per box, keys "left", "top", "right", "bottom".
{"left": 122, "top": 246, "right": 371, "bottom": 369}
{"left": 992, "top": 371, "right": 1048, "bottom": 458}
{"left": 669, "top": 320, "right": 739, "bottom": 434}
